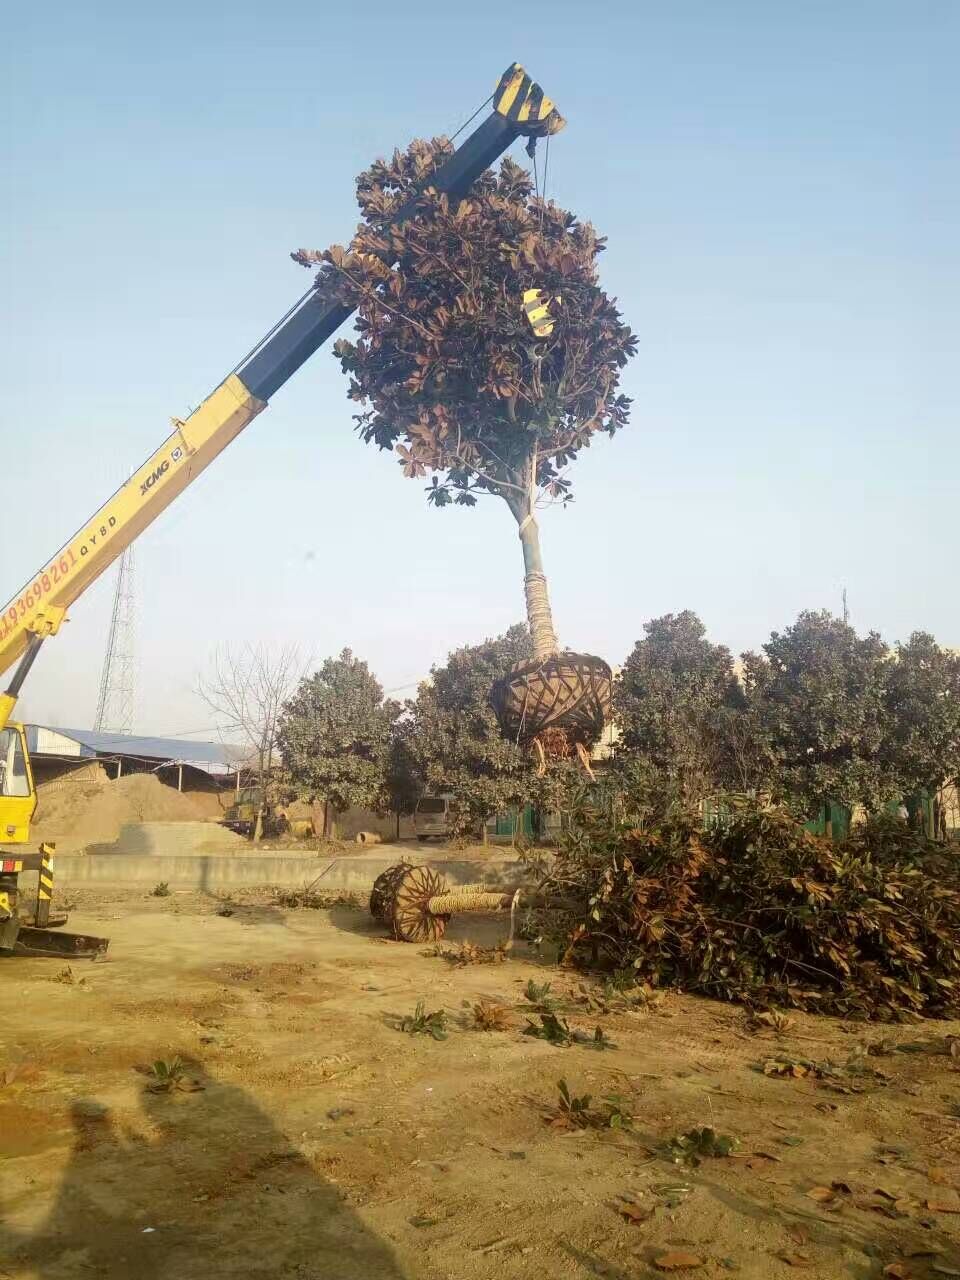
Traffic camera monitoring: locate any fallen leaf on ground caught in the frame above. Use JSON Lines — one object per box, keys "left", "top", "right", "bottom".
{"left": 780, "top": 1135, "right": 806, "bottom": 1146}
{"left": 764, "top": 1059, "right": 810, "bottom": 1078}
{"left": 653, "top": 1253, "right": 705, "bottom": 1272}
{"left": 831, "top": 1180, "right": 853, "bottom": 1195}
{"left": 807, "top": 1186, "right": 836, "bottom": 1203}
{"left": 617, "top": 1199, "right": 653, "bottom": 1224}
{"left": 780, "top": 1252, "right": 812, "bottom": 1267}
{"left": 883, "top": 1264, "right": 911, "bottom": 1279}
{"left": 928, "top": 1194, "right": 960, "bottom": 1213}
{"left": 788, "top": 1226, "right": 809, "bottom": 1246}
{"left": 856, "top": 1196, "right": 903, "bottom": 1219}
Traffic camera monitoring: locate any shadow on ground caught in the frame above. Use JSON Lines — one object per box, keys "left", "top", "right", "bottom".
{"left": 0, "top": 1061, "right": 409, "bottom": 1279}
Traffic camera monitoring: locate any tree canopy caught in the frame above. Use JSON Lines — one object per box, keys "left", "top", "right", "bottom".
{"left": 611, "top": 610, "right": 960, "bottom": 820}
{"left": 277, "top": 649, "right": 398, "bottom": 827}
{"left": 405, "top": 624, "right": 535, "bottom": 836}
{"left": 742, "top": 611, "right": 895, "bottom": 812}
{"left": 881, "top": 631, "right": 960, "bottom": 797}
{"left": 297, "top": 142, "right": 634, "bottom": 511}
{"left": 614, "top": 611, "right": 744, "bottom": 805}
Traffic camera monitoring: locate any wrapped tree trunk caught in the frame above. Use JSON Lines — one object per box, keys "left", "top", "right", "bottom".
{"left": 518, "top": 510, "right": 559, "bottom": 660}
{"left": 491, "top": 473, "right": 613, "bottom": 756}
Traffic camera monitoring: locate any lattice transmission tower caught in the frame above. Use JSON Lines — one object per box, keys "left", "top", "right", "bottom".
{"left": 93, "top": 545, "right": 137, "bottom": 733}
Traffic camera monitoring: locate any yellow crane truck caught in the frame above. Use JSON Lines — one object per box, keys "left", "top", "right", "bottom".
{"left": 0, "top": 64, "right": 563, "bottom": 957}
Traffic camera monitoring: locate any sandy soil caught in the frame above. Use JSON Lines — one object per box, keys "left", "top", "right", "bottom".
{"left": 3, "top": 888, "right": 960, "bottom": 1279}
{"left": 31, "top": 775, "right": 226, "bottom": 850}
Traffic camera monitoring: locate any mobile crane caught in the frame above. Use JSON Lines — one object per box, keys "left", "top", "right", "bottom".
{"left": 0, "top": 63, "right": 563, "bottom": 957}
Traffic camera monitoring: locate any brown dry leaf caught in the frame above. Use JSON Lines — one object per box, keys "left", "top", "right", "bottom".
{"left": 874, "top": 1187, "right": 898, "bottom": 1200}
{"left": 883, "top": 1264, "right": 911, "bottom": 1279}
{"left": 928, "top": 1167, "right": 953, "bottom": 1186}
{"left": 807, "top": 1186, "right": 836, "bottom": 1203}
{"left": 855, "top": 1196, "right": 903, "bottom": 1219}
{"left": 764, "top": 1059, "right": 810, "bottom": 1078}
{"left": 788, "top": 1225, "right": 809, "bottom": 1247}
{"left": 750, "top": 1150, "right": 783, "bottom": 1162}
{"left": 831, "top": 1180, "right": 853, "bottom": 1195}
{"left": 780, "top": 1253, "right": 812, "bottom": 1268}
{"left": 653, "top": 1253, "right": 704, "bottom": 1272}
{"left": 927, "top": 1193, "right": 960, "bottom": 1213}
{"left": 617, "top": 1199, "right": 653, "bottom": 1225}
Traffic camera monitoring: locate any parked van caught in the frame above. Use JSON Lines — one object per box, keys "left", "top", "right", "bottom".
{"left": 414, "top": 793, "right": 454, "bottom": 841}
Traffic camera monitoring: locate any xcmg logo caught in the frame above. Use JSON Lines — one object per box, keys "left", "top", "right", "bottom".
{"left": 139, "top": 459, "right": 169, "bottom": 496}
{"left": 139, "top": 446, "right": 184, "bottom": 498}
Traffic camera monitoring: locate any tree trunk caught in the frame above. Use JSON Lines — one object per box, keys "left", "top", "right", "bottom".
{"left": 516, "top": 511, "right": 559, "bottom": 661}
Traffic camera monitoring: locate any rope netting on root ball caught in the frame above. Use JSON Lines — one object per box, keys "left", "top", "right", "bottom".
{"left": 489, "top": 652, "right": 612, "bottom": 771}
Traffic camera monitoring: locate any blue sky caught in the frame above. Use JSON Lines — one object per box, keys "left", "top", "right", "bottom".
{"left": 2, "top": 1, "right": 955, "bottom": 735}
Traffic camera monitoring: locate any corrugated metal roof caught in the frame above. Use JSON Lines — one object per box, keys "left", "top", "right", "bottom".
{"left": 25, "top": 725, "right": 240, "bottom": 774}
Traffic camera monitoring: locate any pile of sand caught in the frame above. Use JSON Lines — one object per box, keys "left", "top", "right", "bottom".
{"left": 32, "top": 773, "right": 226, "bottom": 851}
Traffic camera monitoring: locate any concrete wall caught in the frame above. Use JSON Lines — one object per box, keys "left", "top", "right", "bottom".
{"left": 51, "top": 851, "right": 528, "bottom": 893}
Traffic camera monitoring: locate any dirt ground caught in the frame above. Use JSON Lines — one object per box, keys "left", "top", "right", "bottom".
{"left": 3, "top": 888, "right": 960, "bottom": 1279}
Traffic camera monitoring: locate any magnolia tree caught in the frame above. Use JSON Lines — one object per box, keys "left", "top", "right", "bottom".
{"left": 742, "top": 611, "right": 895, "bottom": 813}
{"left": 614, "top": 612, "right": 747, "bottom": 805}
{"left": 277, "top": 649, "right": 398, "bottom": 837}
{"left": 294, "top": 142, "right": 635, "bottom": 678}
{"left": 406, "top": 624, "right": 533, "bottom": 839}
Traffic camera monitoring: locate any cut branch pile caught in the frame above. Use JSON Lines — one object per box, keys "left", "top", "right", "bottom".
{"left": 543, "top": 804, "right": 960, "bottom": 1020}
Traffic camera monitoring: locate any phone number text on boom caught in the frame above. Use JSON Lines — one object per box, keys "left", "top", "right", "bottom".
{"left": 0, "top": 513, "right": 119, "bottom": 646}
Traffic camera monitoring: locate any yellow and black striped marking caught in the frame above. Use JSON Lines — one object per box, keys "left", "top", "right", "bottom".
{"left": 523, "top": 288, "right": 561, "bottom": 337}
{"left": 494, "top": 64, "right": 564, "bottom": 135}
{"left": 39, "top": 847, "right": 54, "bottom": 900}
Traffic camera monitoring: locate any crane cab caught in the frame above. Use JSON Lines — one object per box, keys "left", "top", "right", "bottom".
{"left": 0, "top": 723, "right": 37, "bottom": 846}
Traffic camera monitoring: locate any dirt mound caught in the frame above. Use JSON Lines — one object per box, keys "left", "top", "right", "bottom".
{"left": 32, "top": 773, "right": 226, "bottom": 851}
